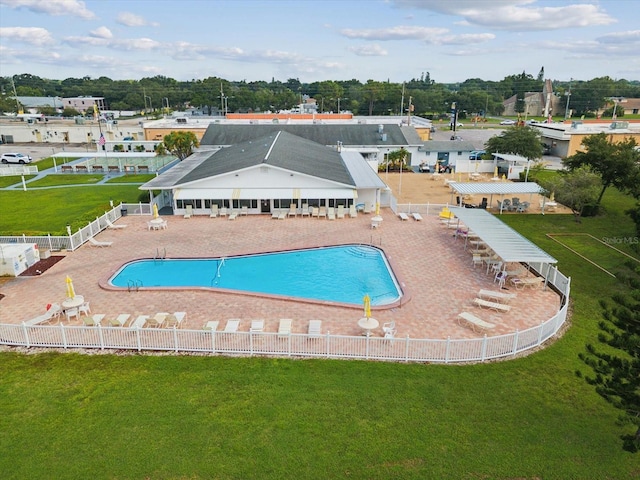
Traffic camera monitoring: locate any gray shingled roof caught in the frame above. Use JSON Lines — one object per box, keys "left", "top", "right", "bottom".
{"left": 176, "top": 131, "right": 354, "bottom": 187}
{"left": 200, "top": 124, "right": 416, "bottom": 147}
{"left": 420, "top": 140, "right": 476, "bottom": 152}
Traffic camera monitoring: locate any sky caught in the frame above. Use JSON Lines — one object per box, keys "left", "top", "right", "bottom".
{"left": 0, "top": 0, "right": 638, "bottom": 84}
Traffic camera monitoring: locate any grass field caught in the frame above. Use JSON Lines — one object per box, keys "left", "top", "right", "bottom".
{"left": 1, "top": 172, "right": 639, "bottom": 478}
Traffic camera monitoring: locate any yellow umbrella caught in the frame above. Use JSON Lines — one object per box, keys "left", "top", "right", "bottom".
{"left": 363, "top": 294, "right": 371, "bottom": 318}
{"left": 550, "top": 191, "right": 555, "bottom": 202}
{"left": 66, "top": 275, "right": 75, "bottom": 299}
{"left": 153, "top": 203, "right": 159, "bottom": 219}
{"left": 493, "top": 165, "right": 498, "bottom": 178}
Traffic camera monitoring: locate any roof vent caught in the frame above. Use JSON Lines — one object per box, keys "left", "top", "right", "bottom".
{"left": 378, "top": 124, "right": 384, "bottom": 133}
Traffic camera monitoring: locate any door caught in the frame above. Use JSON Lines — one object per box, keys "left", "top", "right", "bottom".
{"left": 260, "top": 199, "right": 270, "bottom": 213}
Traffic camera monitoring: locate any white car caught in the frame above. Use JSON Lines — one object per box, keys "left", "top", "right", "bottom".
{"left": 1, "top": 152, "right": 33, "bottom": 164}
{"left": 499, "top": 119, "right": 516, "bottom": 125}
{"left": 450, "top": 122, "right": 464, "bottom": 128}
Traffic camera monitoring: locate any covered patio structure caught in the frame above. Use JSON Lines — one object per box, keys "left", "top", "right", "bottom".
{"left": 449, "top": 182, "right": 544, "bottom": 213}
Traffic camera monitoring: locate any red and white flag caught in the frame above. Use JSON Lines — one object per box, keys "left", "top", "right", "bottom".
{"left": 98, "top": 133, "right": 105, "bottom": 146}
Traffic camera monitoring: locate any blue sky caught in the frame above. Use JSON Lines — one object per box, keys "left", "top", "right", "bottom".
{"left": 0, "top": 0, "right": 638, "bottom": 83}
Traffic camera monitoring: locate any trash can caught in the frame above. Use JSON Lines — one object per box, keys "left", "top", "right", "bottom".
{"left": 120, "top": 206, "right": 128, "bottom": 217}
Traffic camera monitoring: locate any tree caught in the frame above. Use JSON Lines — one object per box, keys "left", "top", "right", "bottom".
{"left": 484, "top": 126, "right": 543, "bottom": 160}
{"left": 563, "top": 133, "right": 640, "bottom": 205}
{"left": 382, "top": 148, "right": 410, "bottom": 171}
{"left": 577, "top": 289, "right": 640, "bottom": 452}
{"left": 161, "top": 131, "right": 199, "bottom": 160}
{"left": 538, "top": 166, "right": 600, "bottom": 221}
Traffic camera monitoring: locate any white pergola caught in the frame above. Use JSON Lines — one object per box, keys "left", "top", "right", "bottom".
{"left": 449, "top": 182, "right": 544, "bottom": 213}
{"left": 449, "top": 207, "right": 557, "bottom": 264}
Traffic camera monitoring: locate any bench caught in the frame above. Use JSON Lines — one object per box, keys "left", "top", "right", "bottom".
{"left": 60, "top": 165, "right": 74, "bottom": 173}
{"left": 398, "top": 212, "right": 409, "bottom": 221}
{"left": 478, "top": 289, "right": 516, "bottom": 304}
{"left": 472, "top": 297, "right": 512, "bottom": 313}
{"left": 412, "top": 213, "right": 423, "bottom": 221}
{"left": 457, "top": 312, "right": 495, "bottom": 332}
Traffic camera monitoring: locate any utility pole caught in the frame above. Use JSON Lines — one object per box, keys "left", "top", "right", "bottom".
{"left": 220, "top": 82, "right": 225, "bottom": 115}
{"left": 406, "top": 96, "right": 413, "bottom": 126}
{"left": 400, "top": 83, "right": 405, "bottom": 117}
{"left": 563, "top": 78, "right": 572, "bottom": 121}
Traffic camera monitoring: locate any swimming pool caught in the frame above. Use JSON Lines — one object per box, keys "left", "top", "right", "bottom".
{"left": 108, "top": 245, "right": 402, "bottom": 307}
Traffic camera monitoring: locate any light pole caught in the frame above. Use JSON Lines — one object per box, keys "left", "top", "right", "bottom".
{"left": 337, "top": 97, "right": 347, "bottom": 113}
{"left": 162, "top": 97, "right": 169, "bottom": 116}
{"left": 144, "top": 95, "right": 152, "bottom": 118}
{"left": 563, "top": 78, "right": 572, "bottom": 120}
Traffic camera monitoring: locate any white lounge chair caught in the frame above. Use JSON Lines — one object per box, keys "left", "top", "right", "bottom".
{"left": 301, "top": 204, "right": 310, "bottom": 217}
{"left": 250, "top": 319, "right": 264, "bottom": 333}
{"left": 203, "top": 320, "right": 219, "bottom": 331}
{"left": 210, "top": 205, "right": 219, "bottom": 218}
{"left": 184, "top": 205, "right": 193, "bottom": 218}
{"left": 478, "top": 289, "right": 516, "bottom": 304}
{"left": 337, "top": 205, "right": 345, "bottom": 219}
{"left": 349, "top": 205, "right": 357, "bottom": 218}
{"left": 23, "top": 303, "right": 62, "bottom": 326}
{"left": 278, "top": 318, "right": 292, "bottom": 337}
{"left": 457, "top": 312, "right": 495, "bottom": 332}
{"left": 108, "top": 313, "right": 131, "bottom": 327}
{"left": 327, "top": 207, "right": 336, "bottom": 220}
{"left": 106, "top": 218, "right": 127, "bottom": 229}
{"left": 224, "top": 319, "right": 240, "bottom": 332}
{"left": 130, "top": 315, "right": 148, "bottom": 328}
{"left": 88, "top": 237, "right": 112, "bottom": 247}
{"left": 228, "top": 211, "right": 238, "bottom": 220}
{"left": 398, "top": 212, "right": 409, "bottom": 221}
{"left": 219, "top": 207, "right": 228, "bottom": 217}
{"left": 318, "top": 206, "right": 327, "bottom": 218}
{"left": 82, "top": 314, "right": 105, "bottom": 327}
{"left": 472, "top": 297, "right": 511, "bottom": 313}
{"left": 311, "top": 207, "right": 319, "bottom": 218}
{"left": 412, "top": 213, "right": 423, "bottom": 221}
{"left": 240, "top": 206, "right": 249, "bottom": 216}
{"left": 288, "top": 203, "right": 297, "bottom": 217}
{"left": 308, "top": 319, "right": 322, "bottom": 337}
{"left": 163, "top": 313, "right": 180, "bottom": 328}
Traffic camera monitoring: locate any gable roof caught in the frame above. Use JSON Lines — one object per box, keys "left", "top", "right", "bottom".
{"left": 200, "top": 124, "right": 418, "bottom": 147}
{"left": 176, "top": 130, "right": 354, "bottom": 187}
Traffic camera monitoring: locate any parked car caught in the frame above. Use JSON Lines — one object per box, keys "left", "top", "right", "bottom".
{"left": 1, "top": 152, "right": 33, "bottom": 164}
{"left": 499, "top": 119, "right": 516, "bottom": 125}
{"left": 418, "top": 162, "right": 431, "bottom": 173}
{"left": 450, "top": 122, "right": 464, "bottom": 128}
{"left": 469, "top": 150, "right": 486, "bottom": 160}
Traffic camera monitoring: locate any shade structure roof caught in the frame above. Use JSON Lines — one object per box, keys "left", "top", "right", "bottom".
{"left": 449, "top": 182, "right": 543, "bottom": 196}
{"left": 449, "top": 207, "right": 557, "bottom": 264}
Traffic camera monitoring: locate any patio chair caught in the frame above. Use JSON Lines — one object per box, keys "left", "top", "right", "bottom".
{"left": 240, "top": 206, "right": 249, "bottom": 216}
{"left": 382, "top": 321, "right": 396, "bottom": 336}
{"left": 278, "top": 318, "right": 292, "bottom": 337}
{"left": 288, "top": 203, "right": 297, "bottom": 217}
{"left": 219, "top": 207, "right": 228, "bottom": 217}
{"left": 308, "top": 319, "right": 322, "bottom": 337}
{"left": 272, "top": 209, "right": 280, "bottom": 219}
{"left": 210, "top": 205, "right": 219, "bottom": 218}
{"left": 311, "top": 207, "right": 319, "bottom": 218}
{"left": 516, "top": 201, "right": 530, "bottom": 213}
{"left": 88, "top": 237, "right": 112, "bottom": 247}
{"left": 337, "top": 205, "right": 345, "bottom": 219}
{"left": 65, "top": 307, "right": 80, "bottom": 322}
{"left": 318, "top": 206, "right": 327, "bottom": 218}
{"left": 78, "top": 301, "right": 91, "bottom": 317}
{"left": 363, "top": 204, "right": 372, "bottom": 214}
{"left": 250, "top": 319, "right": 264, "bottom": 333}
{"left": 349, "top": 205, "right": 357, "bottom": 218}
{"left": 327, "top": 207, "right": 336, "bottom": 220}
{"left": 301, "top": 204, "right": 310, "bottom": 217}
{"left": 184, "top": 205, "right": 193, "bottom": 219}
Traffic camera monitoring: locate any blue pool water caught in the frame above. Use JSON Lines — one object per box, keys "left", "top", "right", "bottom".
{"left": 109, "top": 245, "right": 402, "bottom": 306}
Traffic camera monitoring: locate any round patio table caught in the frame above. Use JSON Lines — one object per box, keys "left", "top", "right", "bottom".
{"left": 358, "top": 317, "right": 379, "bottom": 336}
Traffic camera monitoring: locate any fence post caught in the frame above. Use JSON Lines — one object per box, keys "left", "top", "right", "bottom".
{"left": 135, "top": 328, "right": 142, "bottom": 352}
{"left": 98, "top": 324, "right": 105, "bottom": 350}
{"left": 60, "top": 323, "right": 67, "bottom": 349}
{"left": 445, "top": 336, "right": 451, "bottom": 363}
{"left": 325, "top": 331, "right": 330, "bottom": 358}
{"left": 481, "top": 335, "right": 488, "bottom": 361}
{"left": 210, "top": 330, "right": 216, "bottom": 353}
{"left": 537, "top": 322, "right": 544, "bottom": 346}
{"left": 404, "top": 335, "right": 410, "bottom": 362}
{"left": 365, "top": 333, "right": 370, "bottom": 359}
{"left": 173, "top": 326, "right": 179, "bottom": 352}
{"left": 287, "top": 333, "right": 292, "bottom": 357}
{"left": 22, "top": 323, "right": 30, "bottom": 348}
{"left": 512, "top": 330, "right": 519, "bottom": 356}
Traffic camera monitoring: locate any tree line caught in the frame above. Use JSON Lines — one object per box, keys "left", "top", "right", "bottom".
{"left": 1, "top": 71, "right": 639, "bottom": 119}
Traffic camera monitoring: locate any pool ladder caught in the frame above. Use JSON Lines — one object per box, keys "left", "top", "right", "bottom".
{"left": 211, "top": 258, "right": 225, "bottom": 286}
{"left": 127, "top": 279, "right": 142, "bottom": 292}
{"left": 154, "top": 247, "right": 166, "bottom": 260}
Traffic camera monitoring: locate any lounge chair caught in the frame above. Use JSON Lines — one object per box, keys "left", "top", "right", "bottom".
{"left": 109, "top": 314, "right": 131, "bottom": 327}
{"left": 219, "top": 207, "right": 228, "bottom": 217}
{"left": 288, "top": 203, "right": 297, "bottom": 217}
{"left": 472, "top": 297, "right": 511, "bottom": 313}
{"left": 318, "top": 206, "right": 327, "bottom": 218}
{"left": 308, "top": 319, "right": 322, "bottom": 337}
{"left": 327, "top": 207, "right": 336, "bottom": 220}
{"left": 271, "top": 209, "right": 280, "bottom": 219}
{"left": 173, "top": 312, "right": 187, "bottom": 326}
{"left": 130, "top": 315, "right": 148, "bottom": 328}
{"left": 311, "top": 207, "right": 319, "bottom": 218}
{"left": 412, "top": 213, "right": 423, "bottom": 221}
{"left": 301, "top": 204, "right": 310, "bottom": 217}
{"left": 184, "top": 205, "right": 193, "bottom": 219}
{"left": 349, "top": 205, "right": 357, "bottom": 218}
{"left": 363, "top": 204, "right": 372, "bottom": 214}
{"left": 106, "top": 218, "right": 127, "bottom": 230}
{"left": 478, "top": 289, "right": 516, "bottom": 304}
{"left": 337, "top": 205, "right": 345, "bottom": 219}
{"left": 228, "top": 211, "right": 238, "bottom": 220}
{"left": 210, "top": 205, "right": 219, "bottom": 218}
{"left": 88, "top": 237, "right": 112, "bottom": 247}
{"left": 457, "top": 312, "right": 495, "bottom": 332}
{"left": 224, "top": 319, "right": 240, "bottom": 332}
{"left": 83, "top": 314, "right": 105, "bottom": 327}
{"left": 250, "top": 319, "right": 264, "bottom": 333}
{"left": 278, "top": 210, "right": 286, "bottom": 220}
{"left": 23, "top": 303, "right": 62, "bottom": 326}
{"left": 398, "top": 212, "right": 409, "bottom": 221}
{"left": 240, "top": 205, "right": 249, "bottom": 216}
{"left": 163, "top": 313, "right": 179, "bottom": 328}
{"left": 278, "top": 318, "right": 292, "bottom": 337}
{"left": 203, "top": 320, "right": 219, "bottom": 331}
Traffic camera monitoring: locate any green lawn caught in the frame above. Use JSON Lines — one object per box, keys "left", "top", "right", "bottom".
{"left": 1, "top": 175, "right": 639, "bottom": 478}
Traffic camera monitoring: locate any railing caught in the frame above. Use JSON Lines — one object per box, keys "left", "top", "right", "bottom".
{"left": 0, "top": 202, "right": 152, "bottom": 251}
{"left": 0, "top": 165, "right": 38, "bottom": 176}
{"left": 0, "top": 272, "right": 570, "bottom": 363}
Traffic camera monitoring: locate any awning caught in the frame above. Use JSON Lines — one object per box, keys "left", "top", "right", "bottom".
{"left": 449, "top": 207, "right": 557, "bottom": 264}
{"left": 173, "top": 188, "right": 358, "bottom": 200}
{"left": 450, "top": 182, "right": 543, "bottom": 195}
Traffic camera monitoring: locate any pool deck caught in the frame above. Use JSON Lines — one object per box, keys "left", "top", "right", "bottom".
{"left": 0, "top": 212, "right": 560, "bottom": 340}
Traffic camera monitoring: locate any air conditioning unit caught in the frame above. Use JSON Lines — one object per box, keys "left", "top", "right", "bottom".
{"left": 176, "top": 117, "right": 187, "bottom": 124}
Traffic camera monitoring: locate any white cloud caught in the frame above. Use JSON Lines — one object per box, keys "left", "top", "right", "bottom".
{"left": 0, "top": 26, "right": 54, "bottom": 46}
{"left": 90, "top": 26, "right": 113, "bottom": 39}
{"left": 348, "top": 44, "right": 388, "bottom": 56}
{"left": 440, "top": 33, "right": 495, "bottom": 45}
{"left": 116, "top": 12, "right": 159, "bottom": 27}
{"left": 0, "top": 0, "right": 95, "bottom": 20}
{"left": 596, "top": 30, "right": 640, "bottom": 45}
{"left": 63, "top": 35, "right": 162, "bottom": 51}
{"left": 341, "top": 25, "right": 448, "bottom": 41}
{"left": 391, "top": 0, "right": 616, "bottom": 31}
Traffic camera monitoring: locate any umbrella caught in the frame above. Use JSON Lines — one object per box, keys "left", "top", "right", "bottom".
{"left": 493, "top": 165, "right": 498, "bottom": 178}
{"left": 550, "top": 191, "right": 555, "bottom": 202}
{"left": 153, "top": 203, "right": 159, "bottom": 219}
{"left": 363, "top": 294, "right": 371, "bottom": 318}
{"left": 66, "top": 275, "right": 76, "bottom": 299}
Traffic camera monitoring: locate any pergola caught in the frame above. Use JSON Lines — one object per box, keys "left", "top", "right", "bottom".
{"left": 449, "top": 182, "right": 544, "bottom": 213}
{"left": 449, "top": 207, "right": 557, "bottom": 265}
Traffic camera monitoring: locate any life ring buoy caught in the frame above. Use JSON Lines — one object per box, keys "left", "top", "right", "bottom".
{"left": 46, "top": 303, "right": 52, "bottom": 310}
